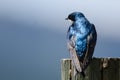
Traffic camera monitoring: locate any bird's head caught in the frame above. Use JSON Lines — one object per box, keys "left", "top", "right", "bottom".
{"left": 66, "top": 12, "right": 85, "bottom": 21}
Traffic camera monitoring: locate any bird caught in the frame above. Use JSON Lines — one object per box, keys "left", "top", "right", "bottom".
{"left": 66, "top": 12, "right": 97, "bottom": 77}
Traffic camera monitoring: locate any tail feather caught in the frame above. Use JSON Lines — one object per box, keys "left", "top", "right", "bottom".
{"left": 80, "top": 71, "right": 85, "bottom": 78}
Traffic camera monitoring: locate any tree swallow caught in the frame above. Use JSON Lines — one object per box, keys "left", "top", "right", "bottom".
{"left": 66, "top": 12, "right": 97, "bottom": 77}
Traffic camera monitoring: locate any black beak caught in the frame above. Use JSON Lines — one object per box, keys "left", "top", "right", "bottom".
{"left": 65, "top": 18, "right": 69, "bottom": 20}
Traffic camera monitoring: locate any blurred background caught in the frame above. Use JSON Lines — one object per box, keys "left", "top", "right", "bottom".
{"left": 0, "top": 0, "right": 120, "bottom": 80}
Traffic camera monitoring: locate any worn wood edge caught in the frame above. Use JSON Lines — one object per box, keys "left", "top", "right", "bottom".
{"left": 61, "top": 58, "right": 71, "bottom": 61}
{"left": 61, "top": 57, "right": 120, "bottom": 61}
{"left": 93, "top": 57, "right": 120, "bottom": 59}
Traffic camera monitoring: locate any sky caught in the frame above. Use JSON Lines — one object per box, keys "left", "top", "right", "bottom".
{"left": 0, "top": 0, "right": 120, "bottom": 80}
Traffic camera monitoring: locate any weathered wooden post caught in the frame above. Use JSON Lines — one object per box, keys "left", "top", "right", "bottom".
{"left": 61, "top": 59, "right": 72, "bottom": 80}
{"left": 61, "top": 58, "right": 120, "bottom": 80}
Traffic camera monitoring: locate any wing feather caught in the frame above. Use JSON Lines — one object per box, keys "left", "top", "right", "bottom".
{"left": 82, "top": 24, "right": 97, "bottom": 70}
{"left": 67, "top": 35, "right": 83, "bottom": 73}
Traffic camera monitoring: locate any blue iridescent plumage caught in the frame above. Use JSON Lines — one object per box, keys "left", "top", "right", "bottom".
{"left": 66, "top": 12, "right": 97, "bottom": 77}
